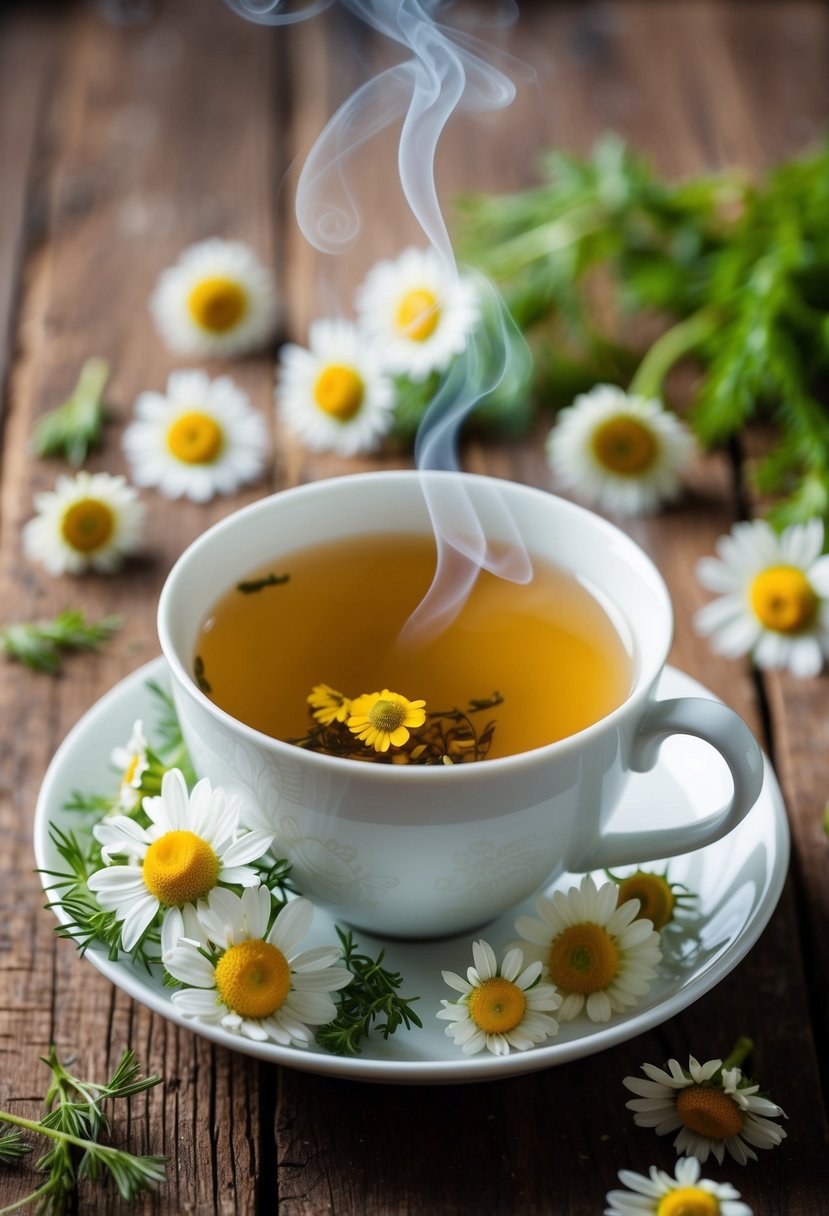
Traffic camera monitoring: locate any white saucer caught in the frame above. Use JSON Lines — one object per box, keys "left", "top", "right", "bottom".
{"left": 34, "top": 658, "right": 789, "bottom": 1085}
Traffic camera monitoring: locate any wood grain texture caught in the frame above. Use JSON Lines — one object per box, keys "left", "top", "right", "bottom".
{"left": 1, "top": 1, "right": 828, "bottom": 1213}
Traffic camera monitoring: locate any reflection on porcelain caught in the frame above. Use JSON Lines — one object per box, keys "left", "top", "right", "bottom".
{"left": 274, "top": 815, "right": 399, "bottom": 906}
{"left": 158, "top": 472, "right": 766, "bottom": 939}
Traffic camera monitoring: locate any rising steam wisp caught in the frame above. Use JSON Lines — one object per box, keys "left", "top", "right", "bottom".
{"left": 227, "top": 0, "right": 534, "bottom": 643}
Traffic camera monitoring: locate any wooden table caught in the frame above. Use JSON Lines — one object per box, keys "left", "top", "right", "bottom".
{"left": 2, "top": 1, "right": 828, "bottom": 1211}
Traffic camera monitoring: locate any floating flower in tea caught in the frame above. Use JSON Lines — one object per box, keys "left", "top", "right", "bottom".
{"left": 347, "top": 689, "right": 426, "bottom": 753}
{"left": 289, "top": 683, "right": 504, "bottom": 764}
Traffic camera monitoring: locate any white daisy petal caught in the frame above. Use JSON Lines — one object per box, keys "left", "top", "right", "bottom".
{"left": 119, "top": 895, "right": 161, "bottom": 953}
{"left": 268, "top": 896, "right": 314, "bottom": 956}
{"left": 172, "top": 989, "right": 223, "bottom": 1018}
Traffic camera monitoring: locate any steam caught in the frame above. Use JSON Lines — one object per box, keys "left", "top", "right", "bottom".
{"left": 227, "top": 0, "right": 534, "bottom": 642}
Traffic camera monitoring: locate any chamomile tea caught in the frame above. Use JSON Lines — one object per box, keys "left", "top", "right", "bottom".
{"left": 193, "top": 532, "right": 633, "bottom": 761}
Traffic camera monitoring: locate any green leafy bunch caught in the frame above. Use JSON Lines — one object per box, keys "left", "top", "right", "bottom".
{"left": 457, "top": 133, "right": 829, "bottom": 528}
{"left": 0, "top": 1045, "right": 165, "bottom": 1213}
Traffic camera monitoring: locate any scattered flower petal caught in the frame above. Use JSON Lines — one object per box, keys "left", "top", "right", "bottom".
{"left": 545, "top": 383, "right": 695, "bottom": 516}
{"left": 149, "top": 238, "right": 276, "bottom": 358}
{"left": 123, "top": 369, "right": 267, "bottom": 502}
{"left": 695, "top": 517, "right": 829, "bottom": 677}
{"left": 623, "top": 1051, "right": 787, "bottom": 1165}
{"left": 605, "top": 1156, "right": 752, "bottom": 1215}
{"left": 23, "top": 471, "right": 144, "bottom": 576}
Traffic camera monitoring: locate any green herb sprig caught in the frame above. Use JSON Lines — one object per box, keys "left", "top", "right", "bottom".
{"left": 316, "top": 928, "right": 422, "bottom": 1056}
{"left": 0, "top": 1045, "right": 165, "bottom": 1213}
{"left": 0, "top": 611, "right": 121, "bottom": 675}
{"left": 30, "top": 358, "right": 110, "bottom": 466}
{"left": 458, "top": 134, "right": 829, "bottom": 529}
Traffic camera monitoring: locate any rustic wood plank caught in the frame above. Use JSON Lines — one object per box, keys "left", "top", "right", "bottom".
{"left": 0, "top": 0, "right": 281, "bottom": 1209}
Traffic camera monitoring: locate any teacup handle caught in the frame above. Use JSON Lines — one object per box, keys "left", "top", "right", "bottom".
{"left": 577, "top": 697, "right": 765, "bottom": 871}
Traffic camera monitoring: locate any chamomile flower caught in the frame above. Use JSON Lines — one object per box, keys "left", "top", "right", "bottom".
{"left": 354, "top": 246, "right": 480, "bottom": 382}
{"left": 163, "top": 887, "right": 352, "bottom": 1046}
{"left": 22, "top": 471, "right": 144, "bottom": 576}
{"left": 276, "top": 318, "right": 395, "bottom": 455}
{"left": 514, "top": 875, "right": 662, "bottom": 1023}
{"left": 437, "top": 940, "right": 560, "bottom": 1056}
{"left": 545, "top": 384, "right": 695, "bottom": 516}
{"left": 123, "top": 370, "right": 267, "bottom": 502}
{"left": 605, "top": 1157, "right": 752, "bottom": 1216}
{"left": 110, "top": 719, "right": 151, "bottom": 811}
{"left": 623, "top": 1049, "right": 787, "bottom": 1165}
{"left": 695, "top": 517, "right": 829, "bottom": 678}
{"left": 149, "top": 238, "right": 276, "bottom": 358}
{"left": 347, "top": 689, "right": 426, "bottom": 753}
{"left": 607, "top": 867, "right": 697, "bottom": 932}
{"left": 87, "top": 768, "right": 274, "bottom": 952}
{"left": 307, "top": 684, "right": 351, "bottom": 726}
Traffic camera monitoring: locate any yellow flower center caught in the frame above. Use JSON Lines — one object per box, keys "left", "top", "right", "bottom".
{"left": 617, "top": 872, "right": 675, "bottom": 931}
{"left": 548, "top": 923, "right": 619, "bottom": 994}
{"left": 467, "top": 977, "right": 526, "bottom": 1034}
{"left": 749, "top": 565, "right": 818, "bottom": 634}
{"left": 675, "top": 1085, "right": 744, "bottom": 1140}
{"left": 60, "top": 499, "right": 115, "bottom": 553}
{"left": 188, "top": 276, "right": 247, "bottom": 333}
{"left": 142, "top": 830, "right": 219, "bottom": 907}
{"left": 214, "top": 939, "right": 291, "bottom": 1020}
{"left": 657, "top": 1189, "right": 720, "bottom": 1216}
{"left": 591, "top": 415, "right": 658, "bottom": 474}
{"left": 166, "top": 411, "right": 224, "bottom": 464}
{"left": 313, "top": 365, "right": 365, "bottom": 421}
{"left": 368, "top": 698, "right": 407, "bottom": 732}
{"left": 395, "top": 288, "right": 440, "bottom": 341}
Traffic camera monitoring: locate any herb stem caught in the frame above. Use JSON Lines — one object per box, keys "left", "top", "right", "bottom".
{"left": 628, "top": 306, "right": 721, "bottom": 401}
{"left": 478, "top": 204, "right": 603, "bottom": 277}
{"left": 0, "top": 1109, "right": 106, "bottom": 1154}
{"left": 722, "top": 1036, "right": 754, "bottom": 1072}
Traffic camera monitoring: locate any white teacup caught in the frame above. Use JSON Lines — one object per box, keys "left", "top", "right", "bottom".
{"left": 158, "top": 471, "right": 763, "bottom": 939}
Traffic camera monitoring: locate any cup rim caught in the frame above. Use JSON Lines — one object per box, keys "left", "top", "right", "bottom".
{"left": 157, "top": 470, "right": 673, "bottom": 779}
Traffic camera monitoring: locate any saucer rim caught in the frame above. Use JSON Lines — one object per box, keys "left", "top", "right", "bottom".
{"left": 33, "top": 657, "right": 790, "bottom": 1085}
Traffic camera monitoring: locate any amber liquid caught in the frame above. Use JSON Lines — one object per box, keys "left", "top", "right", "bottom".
{"left": 194, "top": 534, "right": 632, "bottom": 760}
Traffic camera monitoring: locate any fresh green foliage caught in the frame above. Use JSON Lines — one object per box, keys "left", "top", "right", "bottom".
{"left": 0, "top": 1045, "right": 165, "bottom": 1214}
{"left": 42, "top": 824, "right": 157, "bottom": 964}
{"left": 0, "top": 1131, "right": 31, "bottom": 1164}
{"left": 0, "top": 612, "right": 121, "bottom": 675}
{"left": 457, "top": 134, "right": 829, "bottom": 528}
{"left": 30, "top": 358, "right": 110, "bottom": 466}
{"left": 315, "top": 928, "right": 422, "bottom": 1056}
